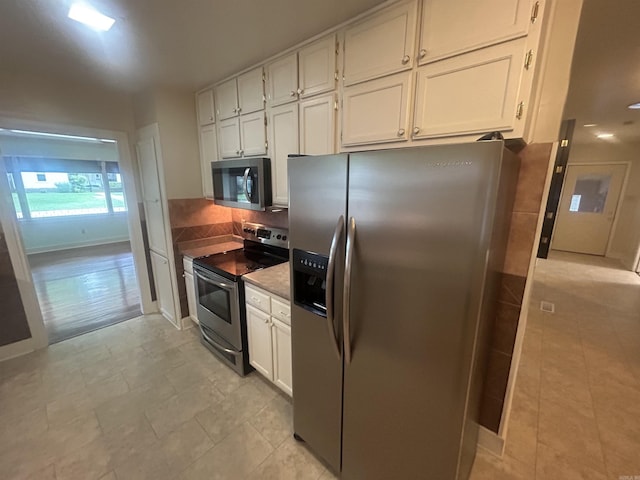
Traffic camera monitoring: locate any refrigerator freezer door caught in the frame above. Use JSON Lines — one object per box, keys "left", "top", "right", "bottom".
{"left": 341, "top": 143, "right": 506, "bottom": 479}
{"left": 288, "top": 154, "right": 348, "bottom": 472}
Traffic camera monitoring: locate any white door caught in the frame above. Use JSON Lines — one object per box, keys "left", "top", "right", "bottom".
{"left": 197, "top": 89, "right": 215, "bottom": 126}
{"left": 218, "top": 117, "right": 241, "bottom": 158}
{"left": 343, "top": 0, "right": 418, "bottom": 86}
{"left": 299, "top": 35, "right": 337, "bottom": 98}
{"left": 246, "top": 305, "right": 273, "bottom": 379}
{"left": 150, "top": 250, "right": 177, "bottom": 326}
{"left": 215, "top": 78, "right": 239, "bottom": 120}
{"left": 199, "top": 124, "right": 218, "bottom": 198}
{"left": 300, "top": 93, "right": 336, "bottom": 155}
{"left": 342, "top": 71, "right": 412, "bottom": 147}
{"left": 412, "top": 38, "right": 527, "bottom": 139}
{"left": 271, "top": 317, "right": 293, "bottom": 396}
{"left": 553, "top": 164, "right": 627, "bottom": 256}
{"left": 237, "top": 67, "right": 265, "bottom": 115}
{"left": 239, "top": 111, "right": 267, "bottom": 157}
{"left": 184, "top": 271, "right": 197, "bottom": 324}
{"left": 266, "top": 53, "right": 299, "bottom": 107}
{"left": 419, "top": 0, "right": 533, "bottom": 64}
{"left": 136, "top": 136, "right": 168, "bottom": 256}
{"left": 268, "top": 103, "right": 299, "bottom": 207}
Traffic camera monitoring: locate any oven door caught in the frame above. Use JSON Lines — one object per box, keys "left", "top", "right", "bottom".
{"left": 193, "top": 266, "right": 242, "bottom": 350}
{"left": 211, "top": 158, "right": 272, "bottom": 211}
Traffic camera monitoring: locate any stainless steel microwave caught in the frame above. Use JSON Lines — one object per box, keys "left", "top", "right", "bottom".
{"left": 211, "top": 158, "right": 272, "bottom": 211}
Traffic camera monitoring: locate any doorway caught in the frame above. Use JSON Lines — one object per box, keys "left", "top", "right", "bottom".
{"left": 0, "top": 128, "right": 145, "bottom": 343}
{"left": 552, "top": 163, "right": 627, "bottom": 256}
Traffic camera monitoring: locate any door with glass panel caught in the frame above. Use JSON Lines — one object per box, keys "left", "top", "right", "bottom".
{"left": 552, "top": 164, "right": 626, "bottom": 255}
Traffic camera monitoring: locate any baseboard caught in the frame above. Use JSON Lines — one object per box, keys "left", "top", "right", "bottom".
{"left": 25, "top": 238, "right": 130, "bottom": 256}
{"left": 0, "top": 338, "right": 35, "bottom": 362}
{"left": 477, "top": 426, "right": 505, "bottom": 457}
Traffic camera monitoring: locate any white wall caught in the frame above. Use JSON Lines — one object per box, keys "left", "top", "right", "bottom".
{"left": 19, "top": 214, "right": 130, "bottom": 254}
{"left": 568, "top": 141, "right": 640, "bottom": 268}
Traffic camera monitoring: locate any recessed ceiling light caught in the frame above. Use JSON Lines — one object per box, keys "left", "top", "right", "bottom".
{"left": 628, "top": 102, "right": 640, "bottom": 110}
{"left": 583, "top": 123, "right": 597, "bottom": 127}
{"left": 596, "top": 133, "right": 615, "bottom": 139}
{"left": 68, "top": 3, "right": 115, "bottom": 31}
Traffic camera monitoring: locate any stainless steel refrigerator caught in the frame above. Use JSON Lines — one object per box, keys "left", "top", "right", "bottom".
{"left": 288, "top": 142, "right": 519, "bottom": 479}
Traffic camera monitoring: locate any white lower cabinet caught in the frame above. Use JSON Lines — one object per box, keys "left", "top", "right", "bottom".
{"left": 183, "top": 257, "right": 198, "bottom": 324}
{"left": 245, "top": 284, "right": 292, "bottom": 396}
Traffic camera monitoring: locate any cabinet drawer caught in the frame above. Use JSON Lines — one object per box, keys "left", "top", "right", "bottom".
{"left": 245, "top": 284, "right": 271, "bottom": 313}
{"left": 183, "top": 257, "right": 193, "bottom": 275}
{"left": 271, "top": 296, "right": 291, "bottom": 325}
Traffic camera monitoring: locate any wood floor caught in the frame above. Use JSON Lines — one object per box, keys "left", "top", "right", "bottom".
{"left": 28, "top": 242, "right": 141, "bottom": 344}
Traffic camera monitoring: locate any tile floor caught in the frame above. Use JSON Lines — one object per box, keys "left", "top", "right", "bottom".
{"left": 1, "top": 251, "right": 639, "bottom": 479}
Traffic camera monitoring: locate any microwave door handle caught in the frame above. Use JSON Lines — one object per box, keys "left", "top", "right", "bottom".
{"left": 243, "top": 167, "right": 251, "bottom": 202}
{"left": 326, "top": 216, "right": 344, "bottom": 359}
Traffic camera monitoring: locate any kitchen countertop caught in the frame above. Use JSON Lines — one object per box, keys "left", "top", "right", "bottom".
{"left": 243, "top": 262, "right": 291, "bottom": 300}
{"left": 181, "top": 240, "right": 243, "bottom": 260}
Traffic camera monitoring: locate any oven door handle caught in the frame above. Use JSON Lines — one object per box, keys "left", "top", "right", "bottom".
{"left": 243, "top": 167, "right": 251, "bottom": 202}
{"left": 201, "top": 326, "right": 241, "bottom": 356}
{"left": 194, "top": 268, "right": 234, "bottom": 291}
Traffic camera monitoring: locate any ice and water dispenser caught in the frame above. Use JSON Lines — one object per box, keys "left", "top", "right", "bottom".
{"left": 292, "top": 249, "right": 328, "bottom": 317}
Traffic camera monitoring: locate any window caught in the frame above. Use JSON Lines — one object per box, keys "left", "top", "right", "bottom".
{"left": 36, "top": 173, "right": 46, "bottom": 182}
{"left": 569, "top": 174, "right": 611, "bottom": 213}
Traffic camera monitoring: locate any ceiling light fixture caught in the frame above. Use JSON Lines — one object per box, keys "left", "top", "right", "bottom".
{"left": 68, "top": 3, "right": 115, "bottom": 31}
{"left": 583, "top": 123, "right": 597, "bottom": 127}
{"left": 596, "top": 133, "right": 614, "bottom": 139}
{"left": 628, "top": 102, "right": 640, "bottom": 110}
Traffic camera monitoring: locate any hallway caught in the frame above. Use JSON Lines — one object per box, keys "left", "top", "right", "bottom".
{"left": 473, "top": 250, "right": 640, "bottom": 479}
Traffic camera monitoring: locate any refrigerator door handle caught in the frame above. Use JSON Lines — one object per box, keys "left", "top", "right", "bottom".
{"left": 343, "top": 216, "right": 356, "bottom": 365}
{"left": 326, "top": 215, "right": 344, "bottom": 359}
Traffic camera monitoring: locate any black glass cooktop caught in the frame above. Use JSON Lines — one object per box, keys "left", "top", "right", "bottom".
{"left": 193, "top": 241, "right": 288, "bottom": 281}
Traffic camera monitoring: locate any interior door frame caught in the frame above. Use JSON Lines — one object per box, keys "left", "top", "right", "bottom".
{"left": 0, "top": 116, "right": 154, "bottom": 353}
{"left": 551, "top": 161, "right": 631, "bottom": 257}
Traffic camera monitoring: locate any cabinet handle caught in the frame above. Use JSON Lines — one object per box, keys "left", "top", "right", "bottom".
{"left": 297, "top": 88, "right": 304, "bottom": 95}
{"left": 419, "top": 49, "right": 427, "bottom": 59}
{"left": 263, "top": 317, "right": 269, "bottom": 324}
{"left": 290, "top": 90, "right": 297, "bottom": 97}
{"left": 209, "top": 115, "right": 213, "bottom": 121}
{"left": 236, "top": 150, "right": 241, "bottom": 155}
{"left": 239, "top": 149, "right": 244, "bottom": 156}
{"left": 237, "top": 107, "right": 242, "bottom": 113}
{"left": 413, "top": 127, "right": 420, "bottom": 135}
{"left": 397, "top": 128, "right": 405, "bottom": 136}
{"left": 232, "top": 108, "right": 237, "bottom": 114}
{"left": 401, "top": 55, "right": 410, "bottom": 65}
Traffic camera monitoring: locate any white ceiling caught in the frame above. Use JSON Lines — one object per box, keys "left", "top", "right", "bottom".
{"left": 0, "top": 0, "right": 385, "bottom": 93}
{"left": 564, "top": 0, "right": 640, "bottom": 145}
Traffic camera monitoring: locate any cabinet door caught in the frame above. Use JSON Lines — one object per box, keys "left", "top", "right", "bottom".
{"left": 199, "top": 124, "right": 218, "bottom": 198}
{"left": 184, "top": 271, "right": 198, "bottom": 323}
{"left": 266, "top": 53, "right": 298, "bottom": 107}
{"left": 197, "top": 89, "right": 215, "bottom": 126}
{"left": 237, "top": 67, "right": 265, "bottom": 115}
{"left": 343, "top": 0, "right": 418, "bottom": 86}
{"left": 300, "top": 93, "right": 336, "bottom": 155}
{"left": 419, "top": 0, "right": 533, "bottom": 64}
{"left": 215, "top": 78, "right": 239, "bottom": 120}
{"left": 412, "top": 38, "right": 527, "bottom": 139}
{"left": 240, "top": 111, "right": 267, "bottom": 157}
{"left": 342, "top": 72, "right": 412, "bottom": 147}
{"left": 299, "top": 35, "right": 337, "bottom": 98}
{"left": 268, "top": 103, "right": 299, "bottom": 207}
{"left": 246, "top": 305, "right": 273, "bottom": 379}
{"left": 218, "top": 117, "right": 242, "bottom": 158}
{"left": 150, "top": 250, "right": 177, "bottom": 326}
{"left": 271, "top": 317, "right": 292, "bottom": 396}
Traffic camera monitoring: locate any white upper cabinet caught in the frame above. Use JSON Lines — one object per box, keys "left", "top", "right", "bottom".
{"left": 419, "top": 0, "right": 534, "bottom": 64}
{"left": 300, "top": 93, "right": 336, "bottom": 155}
{"left": 237, "top": 67, "right": 265, "bottom": 115}
{"left": 218, "top": 117, "right": 241, "bottom": 158}
{"left": 266, "top": 53, "right": 298, "bottom": 107}
{"left": 268, "top": 103, "right": 299, "bottom": 207}
{"left": 343, "top": 0, "right": 418, "bottom": 86}
{"left": 342, "top": 71, "right": 412, "bottom": 147}
{"left": 299, "top": 35, "right": 337, "bottom": 98}
{"left": 197, "top": 89, "right": 215, "bottom": 126}
{"left": 239, "top": 111, "right": 267, "bottom": 157}
{"left": 199, "top": 124, "right": 218, "bottom": 198}
{"left": 215, "top": 78, "right": 239, "bottom": 120}
{"left": 412, "top": 38, "right": 527, "bottom": 139}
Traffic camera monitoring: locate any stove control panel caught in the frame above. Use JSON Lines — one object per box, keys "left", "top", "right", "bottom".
{"left": 242, "top": 221, "right": 289, "bottom": 249}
